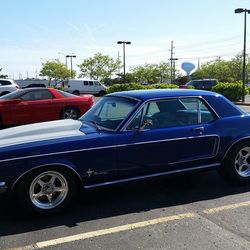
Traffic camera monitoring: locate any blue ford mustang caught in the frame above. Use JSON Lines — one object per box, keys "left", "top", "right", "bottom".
{"left": 0, "top": 89, "right": 250, "bottom": 214}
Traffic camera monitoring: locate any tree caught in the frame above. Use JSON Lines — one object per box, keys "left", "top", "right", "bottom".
{"left": 40, "top": 60, "right": 74, "bottom": 85}
{"left": 78, "top": 53, "right": 121, "bottom": 81}
{"left": 0, "top": 68, "right": 8, "bottom": 79}
{"left": 130, "top": 62, "right": 171, "bottom": 84}
{"left": 192, "top": 53, "right": 250, "bottom": 82}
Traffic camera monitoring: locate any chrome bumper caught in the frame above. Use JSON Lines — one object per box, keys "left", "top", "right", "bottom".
{"left": 0, "top": 181, "right": 7, "bottom": 193}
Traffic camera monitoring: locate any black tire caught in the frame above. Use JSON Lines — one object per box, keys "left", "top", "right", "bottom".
{"left": 72, "top": 90, "right": 80, "bottom": 95}
{"left": 16, "top": 167, "right": 77, "bottom": 215}
{"left": 219, "top": 141, "right": 250, "bottom": 185}
{"left": 98, "top": 90, "right": 106, "bottom": 97}
{"left": 61, "top": 107, "right": 79, "bottom": 120}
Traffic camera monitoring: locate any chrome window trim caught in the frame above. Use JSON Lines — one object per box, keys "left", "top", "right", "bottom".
{"left": 11, "top": 163, "right": 83, "bottom": 191}
{"left": 82, "top": 95, "right": 141, "bottom": 132}
{"left": 1, "top": 134, "right": 220, "bottom": 163}
{"left": 122, "top": 95, "right": 220, "bottom": 132}
{"left": 84, "top": 163, "right": 220, "bottom": 189}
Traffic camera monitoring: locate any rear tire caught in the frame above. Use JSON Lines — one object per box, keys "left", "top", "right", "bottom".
{"left": 16, "top": 167, "right": 77, "bottom": 215}
{"left": 219, "top": 141, "right": 250, "bottom": 185}
{"left": 61, "top": 107, "right": 79, "bottom": 120}
{"left": 98, "top": 90, "right": 106, "bottom": 97}
{"left": 72, "top": 90, "right": 80, "bottom": 95}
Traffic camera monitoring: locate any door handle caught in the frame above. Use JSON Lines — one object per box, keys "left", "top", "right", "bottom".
{"left": 192, "top": 126, "right": 204, "bottom": 132}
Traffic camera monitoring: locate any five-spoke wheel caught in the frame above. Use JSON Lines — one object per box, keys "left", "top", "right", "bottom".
{"left": 62, "top": 107, "right": 79, "bottom": 120}
{"left": 29, "top": 171, "right": 68, "bottom": 210}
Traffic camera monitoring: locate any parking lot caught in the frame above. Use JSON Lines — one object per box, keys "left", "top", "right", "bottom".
{"left": 1, "top": 99, "right": 250, "bottom": 250}
{"left": 1, "top": 171, "right": 250, "bottom": 250}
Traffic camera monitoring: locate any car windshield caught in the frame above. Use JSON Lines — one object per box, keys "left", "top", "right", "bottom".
{"left": 80, "top": 96, "right": 138, "bottom": 130}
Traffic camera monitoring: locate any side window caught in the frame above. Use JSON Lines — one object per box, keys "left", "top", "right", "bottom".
{"left": 127, "top": 98, "right": 216, "bottom": 130}
{"left": 89, "top": 81, "right": 94, "bottom": 86}
{"left": 84, "top": 81, "right": 88, "bottom": 86}
{"left": 94, "top": 81, "right": 100, "bottom": 86}
{"left": 21, "top": 90, "right": 53, "bottom": 101}
{"left": 0, "top": 80, "right": 11, "bottom": 86}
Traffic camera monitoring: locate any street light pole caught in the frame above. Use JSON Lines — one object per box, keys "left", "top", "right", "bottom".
{"left": 235, "top": 8, "right": 250, "bottom": 102}
{"left": 117, "top": 41, "right": 131, "bottom": 82}
{"left": 66, "top": 54, "right": 76, "bottom": 78}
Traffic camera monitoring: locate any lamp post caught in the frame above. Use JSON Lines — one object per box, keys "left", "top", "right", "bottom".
{"left": 117, "top": 41, "right": 131, "bottom": 82}
{"left": 66, "top": 54, "right": 76, "bottom": 78}
{"left": 235, "top": 8, "right": 250, "bottom": 102}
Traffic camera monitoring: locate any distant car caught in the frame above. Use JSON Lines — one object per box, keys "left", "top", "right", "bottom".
{"left": 1, "top": 89, "right": 250, "bottom": 215}
{"left": 23, "top": 83, "right": 46, "bottom": 88}
{"left": 0, "top": 88, "right": 94, "bottom": 127}
{"left": 0, "top": 79, "right": 20, "bottom": 96}
{"left": 180, "top": 79, "right": 218, "bottom": 90}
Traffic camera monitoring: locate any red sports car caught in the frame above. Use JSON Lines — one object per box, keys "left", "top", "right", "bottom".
{"left": 0, "top": 88, "right": 94, "bottom": 127}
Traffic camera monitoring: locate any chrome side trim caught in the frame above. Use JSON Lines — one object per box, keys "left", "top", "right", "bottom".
{"left": 0, "top": 134, "right": 219, "bottom": 163}
{"left": 11, "top": 163, "right": 83, "bottom": 191}
{"left": 84, "top": 163, "right": 220, "bottom": 189}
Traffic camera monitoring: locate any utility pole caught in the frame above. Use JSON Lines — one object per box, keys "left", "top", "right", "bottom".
{"left": 169, "top": 41, "right": 178, "bottom": 83}
{"left": 117, "top": 51, "right": 121, "bottom": 75}
{"left": 66, "top": 54, "right": 76, "bottom": 78}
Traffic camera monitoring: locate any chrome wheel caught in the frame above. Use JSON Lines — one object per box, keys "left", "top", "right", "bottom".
{"left": 235, "top": 147, "right": 250, "bottom": 177}
{"left": 63, "top": 108, "right": 79, "bottom": 120}
{"left": 29, "top": 171, "right": 68, "bottom": 210}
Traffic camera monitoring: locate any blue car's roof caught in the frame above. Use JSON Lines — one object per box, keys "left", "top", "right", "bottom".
{"left": 107, "top": 89, "right": 245, "bottom": 117}
{"left": 108, "top": 89, "right": 219, "bottom": 101}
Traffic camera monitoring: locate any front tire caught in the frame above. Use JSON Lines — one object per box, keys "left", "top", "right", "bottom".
{"left": 220, "top": 141, "right": 250, "bottom": 185}
{"left": 17, "top": 168, "right": 77, "bottom": 214}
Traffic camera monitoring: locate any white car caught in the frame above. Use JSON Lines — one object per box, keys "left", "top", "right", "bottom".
{"left": 0, "top": 79, "right": 20, "bottom": 96}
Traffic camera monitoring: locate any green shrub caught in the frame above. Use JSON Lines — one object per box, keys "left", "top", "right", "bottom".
{"left": 212, "top": 81, "right": 249, "bottom": 102}
{"left": 151, "top": 83, "right": 179, "bottom": 89}
{"left": 107, "top": 83, "right": 179, "bottom": 94}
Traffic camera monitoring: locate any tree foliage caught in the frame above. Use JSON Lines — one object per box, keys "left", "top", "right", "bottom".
{"left": 192, "top": 54, "right": 250, "bottom": 82}
{"left": 78, "top": 53, "right": 121, "bottom": 81}
{"left": 130, "top": 62, "right": 172, "bottom": 84}
{"left": 0, "top": 68, "right": 8, "bottom": 79}
{"left": 40, "top": 60, "right": 74, "bottom": 85}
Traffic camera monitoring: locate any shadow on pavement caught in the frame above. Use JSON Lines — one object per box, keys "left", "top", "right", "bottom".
{"left": 1, "top": 170, "right": 250, "bottom": 236}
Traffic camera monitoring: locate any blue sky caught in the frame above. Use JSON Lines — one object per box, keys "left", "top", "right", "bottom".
{"left": 1, "top": 0, "right": 250, "bottom": 78}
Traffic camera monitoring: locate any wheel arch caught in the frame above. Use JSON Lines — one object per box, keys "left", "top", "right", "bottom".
{"left": 11, "top": 163, "right": 83, "bottom": 191}
{"left": 222, "top": 136, "right": 250, "bottom": 163}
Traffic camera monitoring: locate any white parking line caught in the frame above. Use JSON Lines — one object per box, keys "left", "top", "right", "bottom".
{"left": 6, "top": 200, "right": 250, "bottom": 250}
{"left": 7, "top": 213, "right": 197, "bottom": 250}
{"left": 203, "top": 200, "right": 250, "bottom": 214}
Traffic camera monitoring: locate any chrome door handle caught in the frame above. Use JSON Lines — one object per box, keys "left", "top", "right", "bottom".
{"left": 192, "top": 126, "right": 204, "bottom": 131}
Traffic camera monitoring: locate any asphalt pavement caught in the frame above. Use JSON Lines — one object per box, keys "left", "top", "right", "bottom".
{"left": 1, "top": 171, "right": 250, "bottom": 250}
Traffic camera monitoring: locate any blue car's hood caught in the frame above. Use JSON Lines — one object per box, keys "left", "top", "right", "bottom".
{"left": 0, "top": 119, "right": 85, "bottom": 148}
